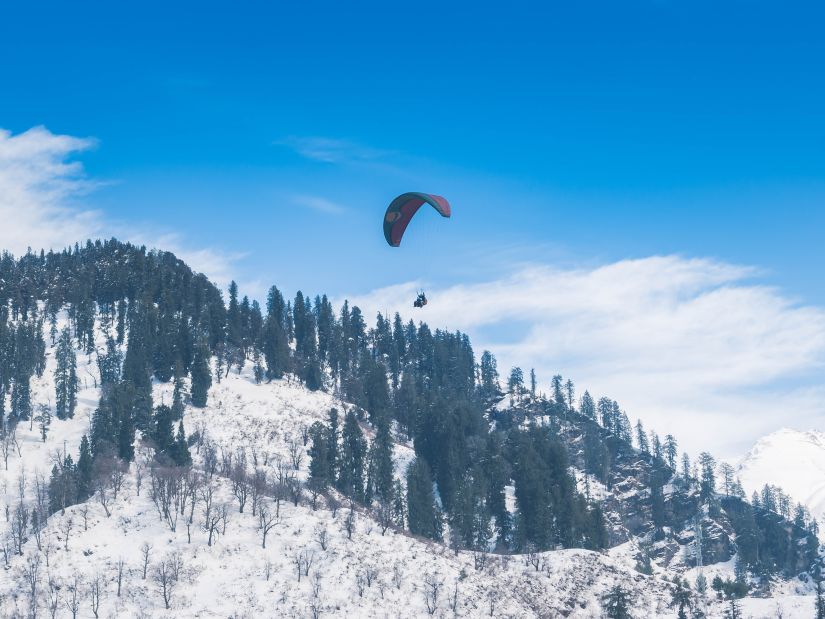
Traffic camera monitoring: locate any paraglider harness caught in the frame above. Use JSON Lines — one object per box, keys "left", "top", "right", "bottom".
{"left": 413, "top": 291, "right": 428, "bottom": 308}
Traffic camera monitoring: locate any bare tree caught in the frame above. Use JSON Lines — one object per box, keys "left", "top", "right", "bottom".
{"left": 110, "top": 460, "right": 127, "bottom": 499}
{"left": 363, "top": 563, "right": 377, "bottom": 587}
{"left": 80, "top": 504, "right": 90, "bottom": 531}
{"left": 292, "top": 549, "right": 314, "bottom": 582}
{"left": 65, "top": 572, "right": 82, "bottom": 619}
{"left": 22, "top": 553, "right": 41, "bottom": 617}
{"left": 375, "top": 500, "right": 393, "bottom": 535}
{"left": 250, "top": 468, "right": 267, "bottom": 516}
{"left": 288, "top": 436, "right": 304, "bottom": 470}
{"left": 88, "top": 571, "right": 104, "bottom": 618}
{"left": 203, "top": 440, "right": 218, "bottom": 478}
{"left": 116, "top": 556, "right": 126, "bottom": 597}
{"left": 140, "top": 542, "right": 152, "bottom": 580}
{"left": 448, "top": 580, "right": 460, "bottom": 615}
{"left": 205, "top": 502, "right": 230, "bottom": 546}
{"left": 134, "top": 455, "right": 147, "bottom": 496}
{"left": 264, "top": 560, "right": 273, "bottom": 581}
{"left": 230, "top": 463, "right": 250, "bottom": 513}
{"left": 316, "top": 526, "right": 329, "bottom": 551}
{"left": 153, "top": 554, "right": 180, "bottom": 610}
{"left": 392, "top": 562, "right": 403, "bottom": 590}
{"left": 355, "top": 571, "right": 366, "bottom": 597}
{"left": 423, "top": 572, "right": 443, "bottom": 616}
{"left": 11, "top": 500, "right": 30, "bottom": 555}
{"left": 60, "top": 516, "right": 73, "bottom": 551}
{"left": 487, "top": 589, "right": 499, "bottom": 617}
{"left": 258, "top": 505, "right": 280, "bottom": 549}
{"left": 46, "top": 576, "right": 60, "bottom": 619}
{"left": 343, "top": 505, "right": 356, "bottom": 540}
{"left": 219, "top": 502, "right": 231, "bottom": 535}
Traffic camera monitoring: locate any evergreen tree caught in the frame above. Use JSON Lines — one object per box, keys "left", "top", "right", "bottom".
{"left": 326, "top": 408, "right": 340, "bottom": 484}
{"left": 308, "top": 421, "right": 330, "bottom": 490}
{"left": 635, "top": 420, "right": 649, "bottom": 454}
{"left": 97, "top": 336, "right": 122, "bottom": 389}
{"left": 723, "top": 598, "right": 741, "bottom": 619}
{"left": 580, "top": 390, "right": 596, "bottom": 419}
{"left": 699, "top": 452, "right": 717, "bottom": 502}
{"left": 478, "top": 351, "right": 499, "bottom": 400}
{"left": 171, "top": 363, "right": 186, "bottom": 420}
{"left": 190, "top": 337, "right": 212, "bottom": 408}
{"left": 122, "top": 305, "right": 153, "bottom": 430}
{"left": 369, "top": 418, "right": 395, "bottom": 505}
{"left": 337, "top": 410, "right": 366, "bottom": 501}
{"left": 406, "top": 457, "right": 441, "bottom": 541}
{"left": 664, "top": 434, "right": 678, "bottom": 470}
{"left": 76, "top": 435, "right": 93, "bottom": 502}
{"left": 54, "top": 327, "right": 78, "bottom": 419}
{"left": 152, "top": 404, "right": 175, "bottom": 455}
{"left": 170, "top": 421, "right": 192, "bottom": 466}
{"left": 602, "top": 585, "right": 632, "bottom": 619}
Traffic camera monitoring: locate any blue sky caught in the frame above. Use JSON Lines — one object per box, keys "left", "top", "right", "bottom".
{"left": 1, "top": 1, "right": 825, "bottom": 455}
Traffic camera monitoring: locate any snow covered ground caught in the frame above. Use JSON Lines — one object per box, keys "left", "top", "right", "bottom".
{"left": 0, "top": 318, "right": 817, "bottom": 617}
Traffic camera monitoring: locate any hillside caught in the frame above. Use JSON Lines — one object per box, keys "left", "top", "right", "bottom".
{"left": 0, "top": 239, "right": 820, "bottom": 618}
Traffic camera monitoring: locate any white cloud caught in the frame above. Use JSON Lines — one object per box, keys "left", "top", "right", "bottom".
{"left": 293, "top": 195, "right": 347, "bottom": 215}
{"left": 348, "top": 257, "right": 825, "bottom": 458}
{"left": 0, "top": 125, "right": 239, "bottom": 288}
{"left": 0, "top": 126, "right": 104, "bottom": 254}
{"left": 277, "top": 136, "right": 390, "bottom": 164}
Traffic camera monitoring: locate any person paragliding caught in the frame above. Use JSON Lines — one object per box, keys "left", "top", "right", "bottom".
{"left": 384, "top": 192, "right": 450, "bottom": 308}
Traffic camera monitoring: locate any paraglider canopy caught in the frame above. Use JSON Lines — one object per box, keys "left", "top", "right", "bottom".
{"left": 383, "top": 192, "right": 451, "bottom": 247}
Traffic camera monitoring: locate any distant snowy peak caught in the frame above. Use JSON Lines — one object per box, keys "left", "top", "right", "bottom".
{"left": 737, "top": 427, "right": 825, "bottom": 519}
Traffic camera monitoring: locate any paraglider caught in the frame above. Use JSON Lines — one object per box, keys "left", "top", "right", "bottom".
{"left": 384, "top": 192, "right": 450, "bottom": 308}
{"left": 383, "top": 192, "right": 451, "bottom": 248}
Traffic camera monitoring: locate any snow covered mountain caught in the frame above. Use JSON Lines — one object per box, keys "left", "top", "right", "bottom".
{"left": 0, "top": 241, "right": 820, "bottom": 618}
{"left": 0, "top": 316, "right": 680, "bottom": 618}
{"left": 737, "top": 428, "right": 825, "bottom": 520}
{"left": 0, "top": 315, "right": 815, "bottom": 618}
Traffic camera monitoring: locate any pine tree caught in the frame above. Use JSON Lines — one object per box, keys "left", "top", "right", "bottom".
{"left": 171, "top": 364, "right": 186, "bottom": 420}
{"left": 122, "top": 306, "right": 153, "bottom": 430}
{"left": 699, "top": 452, "right": 717, "bottom": 502}
{"left": 170, "top": 421, "right": 192, "bottom": 467}
{"left": 152, "top": 405, "right": 175, "bottom": 455}
{"left": 308, "top": 421, "right": 330, "bottom": 490}
{"left": 580, "top": 390, "right": 596, "bottom": 419}
{"left": 635, "top": 420, "right": 649, "bottom": 454}
{"left": 602, "top": 585, "right": 632, "bottom": 619}
{"left": 36, "top": 404, "right": 51, "bottom": 442}
{"left": 723, "top": 598, "right": 741, "bottom": 619}
{"left": 815, "top": 578, "right": 825, "bottom": 619}
{"left": 54, "top": 327, "right": 78, "bottom": 420}
{"left": 664, "top": 434, "right": 678, "bottom": 470}
{"left": 76, "top": 435, "right": 93, "bottom": 502}
{"left": 337, "top": 410, "right": 366, "bottom": 501}
{"left": 326, "top": 408, "right": 340, "bottom": 484}
{"left": 406, "top": 457, "right": 441, "bottom": 541}
{"left": 370, "top": 418, "right": 395, "bottom": 505}
{"left": 190, "top": 337, "right": 212, "bottom": 408}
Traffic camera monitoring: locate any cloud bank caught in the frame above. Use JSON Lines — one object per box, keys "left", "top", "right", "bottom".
{"left": 0, "top": 126, "right": 238, "bottom": 287}
{"left": 349, "top": 258, "right": 825, "bottom": 457}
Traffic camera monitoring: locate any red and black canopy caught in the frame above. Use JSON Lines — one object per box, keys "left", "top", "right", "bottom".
{"left": 383, "top": 192, "right": 451, "bottom": 247}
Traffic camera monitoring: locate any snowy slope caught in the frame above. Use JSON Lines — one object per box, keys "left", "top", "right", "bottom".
{"left": 736, "top": 428, "right": 825, "bottom": 519}
{"left": 0, "top": 315, "right": 818, "bottom": 618}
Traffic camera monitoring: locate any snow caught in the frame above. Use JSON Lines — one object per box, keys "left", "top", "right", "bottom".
{"left": 736, "top": 428, "right": 825, "bottom": 519}
{"left": 0, "top": 315, "right": 818, "bottom": 617}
